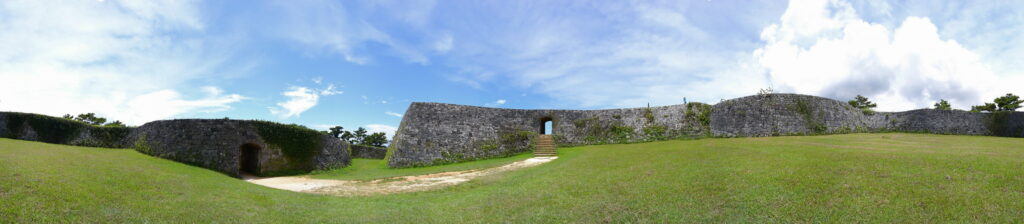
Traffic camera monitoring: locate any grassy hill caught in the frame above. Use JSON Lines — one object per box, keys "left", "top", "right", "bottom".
{"left": 2, "top": 133, "right": 1024, "bottom": 223}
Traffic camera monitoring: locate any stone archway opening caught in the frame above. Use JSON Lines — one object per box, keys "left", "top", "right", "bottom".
{"left": 540, "top": 117, "right": 554, "bottom": 135}
{"left": 239, "top": 143, "right": 261, "bottom": 175}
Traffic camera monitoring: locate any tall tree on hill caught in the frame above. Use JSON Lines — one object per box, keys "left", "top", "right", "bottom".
{"left": 971, "top": 103, "right": 997, "bottom": 112}
{"left": 363, "top": 132, "right": 388, "bottom": 147}
{"left": 353, "top": 127, "right": 368, "bottom": 145}
{"left": 339, "top": 130, "right": 355, "bottom": 143}
{"left": 933, "top": 99, "right": 952, "bottom": 110}
{"left": 847, "top": 95, "right": 877, "bottom": 109}
{"left": 848, "top": 95, "right": 877, "bottom": 115}
{"left": 994, "top": 93, "right": 1022, "bottom": 111}
{"left": 971, "top": 93, "right": 1021, "bottom": 112}
{"left": 74, "top": 113, "right": 107, "bottom": 125}
{"left": 328, "top": 126, "right": 345, "bottom": 138}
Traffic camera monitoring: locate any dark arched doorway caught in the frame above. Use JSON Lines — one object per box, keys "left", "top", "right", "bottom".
{"left": 239, "top": 143, "right": 261, "bottom": 175}
{"left": 540, "top": 117, "right": 554, "bottom": 135}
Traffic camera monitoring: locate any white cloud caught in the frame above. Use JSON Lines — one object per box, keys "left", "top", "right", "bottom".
{"left": 385, "top": 111, "right": 403, "bottom": 118}
{"left": 320, "top": 84, "right": 343, "bottom": 95}
{"left": 270, "top": 87, "right": 320, "bottom": 118}
{"left": 755, "top": 0, "right": 1015, "bottom": 111}
{"left": 365, "top": 124, "right": 398, "bottom": 140}
{"left": 270, "top": 83, "right": 344, "bottom": 118}
{"left": 311, "top": 124, "right": 336, "bottom": 131}
{"left": 0, "top": 0, "right": 244, "bottom": 125}
{"left": 495, "top": 99, "right": 506, "bottom": 105}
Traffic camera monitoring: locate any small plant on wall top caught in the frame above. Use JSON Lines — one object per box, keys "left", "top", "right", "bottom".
{"left": 934, "top": 99, "right": 952, "bottom": 110}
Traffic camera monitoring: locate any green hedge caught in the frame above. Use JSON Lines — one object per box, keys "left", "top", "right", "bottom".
{"left": 250, "top": 120, "right": 325, "bottom": 165}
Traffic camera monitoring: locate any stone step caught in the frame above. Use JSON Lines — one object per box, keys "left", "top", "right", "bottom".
{"left": 534, "top": 135, "right": 557, "bottom": 157}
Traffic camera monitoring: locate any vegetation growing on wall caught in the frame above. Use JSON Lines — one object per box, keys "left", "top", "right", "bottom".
{"left": 4, "top": 112, "right": 85, "bottom": 143}
{"left": 685, "top": 102, "right": 712, "bottom": 131}
{"left": 642, "top": 125, "right": 668, "bottom": 141}
{"left": 984, "top": 112, "right": 1022, "bottom": 137}
{"left": 793, "top": 99, "right": 827, "bottom": 134}
{"left": 644, "top": 107, "right": 655, "bottom": 123}
{"left": 83, "top": 126, "right": 132, "bottom": 148}
{"left": 3, "top": 112, "right": 131, "bottom": 147}
{"left": 251, "top": 120, "right": 325, "bottom": 165}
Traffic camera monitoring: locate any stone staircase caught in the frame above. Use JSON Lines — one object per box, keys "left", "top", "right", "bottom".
{"left": 534, "top": 135, "right": 557, "bottom": 157}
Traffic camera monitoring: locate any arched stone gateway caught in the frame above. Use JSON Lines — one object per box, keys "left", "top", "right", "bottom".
{"left": 539, "top": 117, "right": 554, "bottom": 135}
{"left": 239, "top": 143, "right": 261, "bottom": 175}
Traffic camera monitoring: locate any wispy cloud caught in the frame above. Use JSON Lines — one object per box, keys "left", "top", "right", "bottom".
{"left": 385, "top": 111, "right": 403, "bottom": 118}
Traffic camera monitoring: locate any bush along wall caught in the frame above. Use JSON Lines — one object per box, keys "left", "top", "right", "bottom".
{"left": 0, "top": 112, "right": 133, "bottom": 148}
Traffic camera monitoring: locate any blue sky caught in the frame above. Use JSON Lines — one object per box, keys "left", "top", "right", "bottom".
{"left": 2, "top": 0, "right": 1023, "bottom": 139}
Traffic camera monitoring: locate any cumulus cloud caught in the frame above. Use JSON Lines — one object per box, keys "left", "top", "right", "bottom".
{"left": 366, "top": 124, "right": 398, "bottom": 140}
{"left": 755, "top": 0, "right": 1013, "bottom": 111}
{"left": 0, "top": 0, "right": 243, "bottom": 125}
{"left": 495, "top": 99, "right": 506, "bottom": 105}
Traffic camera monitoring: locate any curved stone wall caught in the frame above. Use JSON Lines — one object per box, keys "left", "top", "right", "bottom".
{"left": 387, "top": 102, "right": 710, "bottom": 167}
{"left": 128, "top": 119, "right": 351, "bottom": 177}
{"left": 0, "top": 112, "right": 351, "bottom": 177}
{"left": 389, "top": 94, "right": 1024, "bottom": 168}
{"left": 711, "top": 94, "right": 1024, "bottom": 137}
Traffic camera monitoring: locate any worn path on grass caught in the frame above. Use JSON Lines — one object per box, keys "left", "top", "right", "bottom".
{"left": 245, "top": 157, "right": 557, "bottom": 196}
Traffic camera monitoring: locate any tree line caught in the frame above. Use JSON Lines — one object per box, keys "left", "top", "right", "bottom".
{"left": 845, "top": 93, "right": 1021, "bottom": 113}
{"left": 325, "top": 126, "right": 388, "bottom": 147}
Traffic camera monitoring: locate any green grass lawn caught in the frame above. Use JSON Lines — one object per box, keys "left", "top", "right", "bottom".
{"left": 2, "top": 133, "right": 1024, "bottom": 223}
{"left": 310, "top": 153, "right": 533, "bottom": 181}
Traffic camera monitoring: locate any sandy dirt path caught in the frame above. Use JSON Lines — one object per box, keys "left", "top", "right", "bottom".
{"left": 245, "top": 157, "right": 557, "bottom": 196}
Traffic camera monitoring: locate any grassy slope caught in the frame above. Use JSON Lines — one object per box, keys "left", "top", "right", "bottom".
{"left": 310, "top": 153, "right": 533, "bottom": 181}
{"left": 2, "top": 133, "right": 1024, "bottom": 223}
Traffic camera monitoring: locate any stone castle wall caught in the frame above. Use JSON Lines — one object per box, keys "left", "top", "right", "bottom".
{"left": 0, "top": 113, "right": 351, "bottom": 177}
{"left": 711, "top": 94, "right": 1024, "bottom": 137}
{"left": 389, "top": 94, "right": 1024, "bottom": 168}
{"left": 351, "top": 145, "right": 387, "bottom": 159}
{"left": 127, "top": 119, "right": 350, "bottom": 177}
{"left": 387, "top": 102, "right": 710, "bottom": 167}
